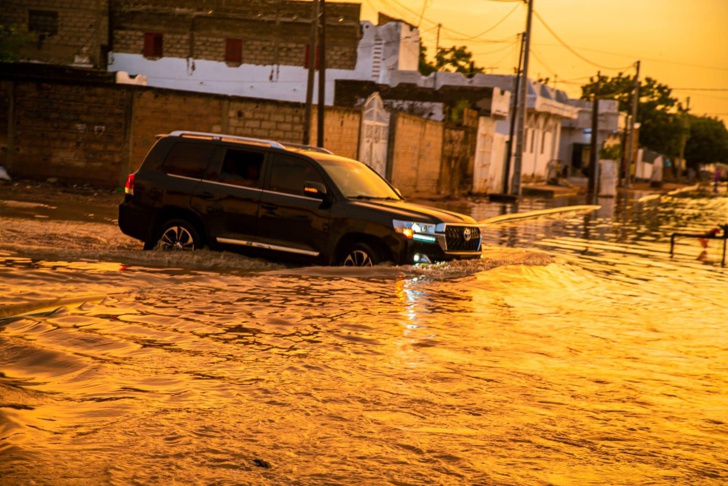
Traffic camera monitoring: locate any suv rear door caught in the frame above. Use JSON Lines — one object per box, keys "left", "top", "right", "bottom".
{"left": 191, "top": 146, "right": 266, "bottom": 249}
{"left": 256, "top": 154, "right": 332, "bottom": 259}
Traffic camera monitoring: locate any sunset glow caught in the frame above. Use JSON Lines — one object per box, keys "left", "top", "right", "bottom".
{"left": 344, "top": 0, "right": 728, "bottom": 123}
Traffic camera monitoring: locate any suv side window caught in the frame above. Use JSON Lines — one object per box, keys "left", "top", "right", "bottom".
{"left": 219, "top": 149, "right": 265, "bottom": 188}
{"left": 267, "top": 155, "right": 324, "bottom": 197}
{"left": 162, "top": 142, "right": 215, "bottom": 178}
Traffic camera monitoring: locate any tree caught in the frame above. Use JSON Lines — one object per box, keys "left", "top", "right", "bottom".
{"left": 581, "top": 73, "right": 686, "bottom": 158}
{"left": 684, "top": 115, "right": 728, "bottom": 170}
{"left": 418, "top": 42, "right": 436, "bottom": 76}
{"left": 418, "top": 43, "right": 484, "bottom": 78}
{"left": 436, "top": 46, "right": 484, "bottom": 77}
{"left": 0, "top": 23, "right": 31, "bottom": 62}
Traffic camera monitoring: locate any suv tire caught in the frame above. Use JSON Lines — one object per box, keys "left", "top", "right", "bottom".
{"left": 152, "top": 219, "right": 203, "bottom": 251}
{"left": 341, "top": 242, "right": 381, "bottom": 267}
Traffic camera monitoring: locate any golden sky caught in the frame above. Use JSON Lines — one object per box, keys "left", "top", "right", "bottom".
{"left": 336, "top": 0, "right": 728, "bottom": 124}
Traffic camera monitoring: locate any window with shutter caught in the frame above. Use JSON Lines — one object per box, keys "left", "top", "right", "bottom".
{"left": 225, "top": 39, "right": 243, "bottom": 65}
{"left": 143, "top": 33, "right": 163, "bottom": 58}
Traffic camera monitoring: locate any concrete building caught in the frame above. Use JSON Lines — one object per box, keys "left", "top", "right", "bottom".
{"left": 1, "top": 0, "right": 110, "bottom": 68}
{"left": 559, "top": 98, "right": 628, "bottom": 178}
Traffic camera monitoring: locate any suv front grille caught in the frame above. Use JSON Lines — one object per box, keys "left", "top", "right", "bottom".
{"left": 445, "top": 225, "right": 481, "bottom": 251}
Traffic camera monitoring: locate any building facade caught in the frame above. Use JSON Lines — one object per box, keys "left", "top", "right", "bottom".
{"left": 1, "top": 0, "right": 109, "bottom": 68}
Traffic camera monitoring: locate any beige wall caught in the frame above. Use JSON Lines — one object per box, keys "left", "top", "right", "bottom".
{"left": 3, "top": 81, "right": 127, "bottom": 186}
{"left": 0, "top": 77, "right": 364, "bottom": 188}
{"left": 389, "top": 113, "right": 443, "bottom": 196}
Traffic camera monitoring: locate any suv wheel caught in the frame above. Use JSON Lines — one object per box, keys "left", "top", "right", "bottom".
{"left": 341, "top": 242, "right": 381, "bottom": 266}
{"left": 153, "top": 219, "right": 202, "bottom": 251}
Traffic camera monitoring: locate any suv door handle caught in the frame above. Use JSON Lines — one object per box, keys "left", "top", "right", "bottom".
{"left": 197, "top": 191, "right": 215, "bottom": 200}
{"left": 261, "top": 202, "right": 278, "bottom": 211}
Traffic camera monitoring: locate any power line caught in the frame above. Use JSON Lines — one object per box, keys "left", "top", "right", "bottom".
{"left": 673, "top": 88, "right": 728, "bottom": 92}
{"left": 534, "top": 42, "right": 728, "bottom": 72}
{"left": 440, "top": 3, "right": 522, "bottom": 41}
{"left": 533, "top": 10, "right": 634, "bottom": 71}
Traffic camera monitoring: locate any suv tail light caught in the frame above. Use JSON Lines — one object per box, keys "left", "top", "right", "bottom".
{"left": 124, "top": 174, "right": 135, "bottom": 195}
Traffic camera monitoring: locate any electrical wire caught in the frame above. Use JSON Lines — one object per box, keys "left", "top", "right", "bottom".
{"left": 673, "top": 88, "right": 728, "bottom": 92}
{"left": 439, "top": 3, "right": 522, "bottom": 41}
{"left": 533, "top": 10, "right": 634, "bottom": 72}
{"left": 417, "top": 0, "right": 430, "bottom": 27}
{"left": 529, "top": 46, "right": 559, "bottom": 80}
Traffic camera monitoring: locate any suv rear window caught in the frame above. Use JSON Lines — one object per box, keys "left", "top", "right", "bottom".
{"left": 162, "top": 142, "right": 215, "bottom": 178}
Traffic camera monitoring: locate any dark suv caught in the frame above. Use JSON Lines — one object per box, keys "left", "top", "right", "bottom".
{"left": 118, "top": 131, "right": 482, "bottom": 266}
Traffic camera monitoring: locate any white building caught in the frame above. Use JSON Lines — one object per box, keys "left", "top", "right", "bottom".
{"left": 559, "top": 98, "right": 627, "bottom": 178}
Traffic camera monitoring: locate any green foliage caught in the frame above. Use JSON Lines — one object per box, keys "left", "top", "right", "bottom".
{"left": 448, "top": 99, "right": 472, "bottom": 124}
{"left": 599, "top": 144, "right": 622, "bottom": 161}
{"left": 684, "top": 115, "right": 728, "bottom": 168}
{"left": 0, "top": 23, "right": 31, "bottom": 62}
{"left": 436, "top": 46, "right": 484, "bottom": 77}
{"left": 418, "top": 43, "right": 484, "bottom": 78}
{"left": 581, "top": 73, "right": 686, "bottom": 158}
{"left": 418, "top": 42, "right": 436, "bottom": 76}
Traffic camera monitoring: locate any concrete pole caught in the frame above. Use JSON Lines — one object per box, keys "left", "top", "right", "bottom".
{"left": 624, "top": 60, "right": 640, "bottom": 188}
{"left": 502, "top": 32, "right": 525, "bottom": 195}
{"left": 512, "top": 0, "right": 533, "bottom": 196}
{"left": 588, "top": 90, "right": 600, "bottom": 201}
{"left": 317, "top": 0, "right": 326, "bottom": 147}
{"left": 303, "top": 0, "right": 319, "bottom": 145}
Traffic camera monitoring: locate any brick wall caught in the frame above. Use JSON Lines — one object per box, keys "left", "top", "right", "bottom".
{"left": 111, "top": 1, "right": 360, "bottom": 69}
{"left": 128, "top": 89, "right": 226, "bottom": 172}
{"left": 2, "top": 81, "right": 127, "bottom": 185}
{"left": 310, "top": 106, "right": 361, "bottom": 160}
{"left": 1, "top": 67, "right": 463, "bottom": 196}
{"left": 389, "top": 113, "right": 443, "bottom": 196}
{"left": 0, "top": 67, "right": 365, "bottom": 188}
{"left": 0, "top": 0, "right": 109, "bottom": 67}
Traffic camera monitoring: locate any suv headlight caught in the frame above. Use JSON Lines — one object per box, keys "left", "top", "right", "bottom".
{"left": 393, "top": 219, "right": 438, "bottom": 243}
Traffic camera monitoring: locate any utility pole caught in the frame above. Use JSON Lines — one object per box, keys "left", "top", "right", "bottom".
{"left": 624, "top": 60, "right": 640, "bottom": 188}
{"left": 677, "top": 96, "right": 690, "bottom": 180}
{"left": 317, "top": 0, "right": 326, "bottom": 147}
{"left": 434, "top": 23, "right": 441, "bottom": 88}
{"left": 501, "top": 32, "right": 525, "bottom": 195}
{"left": 303, "top": 0, "right": 319, "bottom": 145}
{"left": 512, "top": 0, "right": 533, "bottom": 196}
{"left": 588, "top": 76, "right": 600, "bottom": 199}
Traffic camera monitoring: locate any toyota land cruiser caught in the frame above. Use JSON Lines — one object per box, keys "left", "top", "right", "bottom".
{"left": 118, "top": 131, "right": 482, "bottom": 266}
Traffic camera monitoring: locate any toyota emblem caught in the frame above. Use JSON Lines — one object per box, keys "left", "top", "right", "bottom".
{"left": 463, "top": 228, "right": 472, "bottom": 242}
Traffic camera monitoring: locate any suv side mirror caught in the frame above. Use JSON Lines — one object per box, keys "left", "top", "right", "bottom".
{"left": 304, "top": 181, "right": 328, "bottom": 199}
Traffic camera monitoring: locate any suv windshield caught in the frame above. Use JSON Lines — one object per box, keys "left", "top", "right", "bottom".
{"left": 317, "top": 157, "right": 401, "bottom": 200}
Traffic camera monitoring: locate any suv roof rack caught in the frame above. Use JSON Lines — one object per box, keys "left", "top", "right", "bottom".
{"left": 282, "top": 142, "right": 334, "bottom": 155}
{"left": 168, "top": 130, "right": 286, "bottom": 150}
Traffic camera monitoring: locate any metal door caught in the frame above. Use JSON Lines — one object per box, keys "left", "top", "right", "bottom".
{"left": 472, "top": 117, "right": 493, "bottom": 194}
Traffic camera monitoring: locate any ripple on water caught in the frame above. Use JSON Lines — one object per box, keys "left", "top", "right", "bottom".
{"left": 1, "top": 191, "right": 728, "bottom": 484}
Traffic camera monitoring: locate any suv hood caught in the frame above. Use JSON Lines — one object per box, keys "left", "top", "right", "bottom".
{"left": 350, "top": 199, "right": 478, "bottom": 225}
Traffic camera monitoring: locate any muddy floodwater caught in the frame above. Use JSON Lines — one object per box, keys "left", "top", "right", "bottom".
{"left": 1, "top": 184, "right": 727, "bottom": 485}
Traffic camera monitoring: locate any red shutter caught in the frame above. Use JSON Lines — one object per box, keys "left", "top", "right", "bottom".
{"left": 225, "top": 39, "right": 243, "bottom": 64}
{"left": 144, "top": 33, "right": 163, "bottom": 58}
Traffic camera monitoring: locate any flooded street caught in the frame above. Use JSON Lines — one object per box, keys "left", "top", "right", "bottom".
{"left": 1, "top": 185, "right": 727, "bottom": 485}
